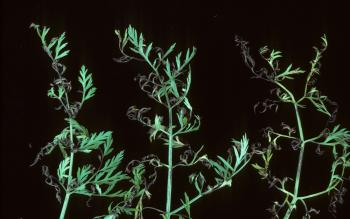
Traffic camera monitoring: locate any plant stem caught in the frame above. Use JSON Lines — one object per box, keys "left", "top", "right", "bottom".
{"left": 165, "top": 106, "right": 174, "bottom": 218}
{"left": 59, "top": 193, "right": 71, "bottom": 219}
{"left": 59, "top": 118, "right": 75, "bottom": 219}
{"left": 283, "top": 103, "right": 306, "bottom": 219}
{"left": 169, "top": 187, "right": 215, "bottom": 216}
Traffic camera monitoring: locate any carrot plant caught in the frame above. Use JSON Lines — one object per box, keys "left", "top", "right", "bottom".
{"left": 110, "top": 25, "right": 253, "bottom": 219}
{"left": 30, "top": 24, "right": 145, "bottom": 219}
{"left": 235, "top": 35, "right": 350, "bottom": 218}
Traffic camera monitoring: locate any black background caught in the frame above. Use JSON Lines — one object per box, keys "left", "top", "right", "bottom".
{"left": 1, "top": 0, "right": 350, "bottom": 218}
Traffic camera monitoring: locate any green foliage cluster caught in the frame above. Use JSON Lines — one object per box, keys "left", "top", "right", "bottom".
{"left": 236, "top": 35, "right": 350, "bottom": 218}
{"left": 113, "top": 25, "right": 252, "bottom": 219}
{"left": 31, "top": 23, "right": 349, "bottom": 219}
{"left": 30, "top": 24, "right": 145, "bottom": 219}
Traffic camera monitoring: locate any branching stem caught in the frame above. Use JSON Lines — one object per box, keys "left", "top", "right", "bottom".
{"left": 283, "top": 101, "right": 306, "bottom": 219}
{"left": 59, "top": 118, "right": 75, "bottom": 219}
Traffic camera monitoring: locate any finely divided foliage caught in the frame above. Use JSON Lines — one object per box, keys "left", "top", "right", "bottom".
{"left": 30, "top": 24, "right": 145, "bottom": 219}
{"left": 112, "top": 25, "right": 252, "bottom": 219}
{"left": 30, "top": 23, "right": 348, "bottom": 219}
{"left": 236, "top": 35, "right": 350, "bottom": 218}
{"left": 31, "top": 24, "right": 252, "bottom": 219}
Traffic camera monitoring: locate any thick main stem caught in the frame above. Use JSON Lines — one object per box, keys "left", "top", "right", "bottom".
{"left": 59, "top": 193, "right": 71, "bottom": 219}
{"left": 165, "top": 107, "right": 174, "bottom": 218}
{"left": 59, "top": 118, "right": 75, "bottom": 219}
{"left": 283, "top": 103, "right": 306, "bottom": 219}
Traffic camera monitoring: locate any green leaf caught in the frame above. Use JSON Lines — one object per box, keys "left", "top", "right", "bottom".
{"left": 58, "top": 87, "right": 65, "bottom": 99}
{"left": 275, "top": 64, "right": 305, "bottom": 81}
{"left": 96, "top": 184, "right": 103, "bottom": 195}
{"left": 268, "top": 49, "right": 282, "bottom": 68}
{"left": 175, "top": 52, "right": 182, "bottom": 70}
{"left": 41, "top": 27, "right": 50, "bottom": 44}
{"left": 217, "top": 155, "right": 234, "bottom": 172}
{"left": 209, "top": 159, "right": 227, "bottom": 178}
{"left": 251, "top": 146, "right": 271, "bottom": 179}
{"left": 172, "top": 136, "right": 186, "bottom": 148}
{"left": 48, "top": 37, "right": 58, "bottom": 50}
{"left": 150, "top": 115, "right": 166, "bottom": 142}
{"left": 176, "top": 108, "right": 190, "bottom": 132}
{"left": 68, "top": 118, "right": 89, "bottom": 138}
{"left": 77, "top": 164, "right": 93, "bottom": 184}
{"left": 47, "top": 86, "right": 66, "bottom": 100}
{"left": 305, "top": 35, "right": 329, "bottom": 92}
{"left": 179, "top": 47, "right": 196, "bottom": 71}
{"left": 57, "top": 157, "right": 70, "bottom": 183}
{"left": 306, "top": 87, "right": 331, "bottom": 116}
{"left": 323, "top": 125, "right": 350, "bottom": 147}
{"left": 180, "top": 192, "right": 191, "bottom": 218}
{"left": 252, "top": 163, "right": 264, "bottom": 171}
{"left": 79, "top": 65, "right": 97, "bottom": 104}
{"left": 189, "top": 172, "right": 205, "bottom": 193}
{"left": 94, "top": 151, "right": 124, "bottom": 182}
{"left": 80, "top": 131, "right": 112, "bottom": 152}
{"left": 145, "top": 43, "right": 153, "bottom": 58}
{"left": 130, "top": 164, "right": 145, "bottom": 188}
{"left": 163, "top": 43, "right": 176, "bottom": 59}
{"left": 103, "top": 134, "right": 114, "bottom": 156}
{"left": 264, "top": 148, "right": 273, "bottom": 165}
{"left": 165, "top": 59, "right": 172, "bottom": 78}
{"left": 90, "top": 151, "right": 129, "bottom": 197}
{"left": 183, "top": 97, "right": 192, "bottom": 112}
{"left": 232, "top": 133, "right": 249, "bottom": 163}
{"left": 47, "top": 87, "right": 56, "bottom": 98}
{"left": 127, "top": 25, "right": 138, "bottom": 47}
{"left": 138, "top": 33, "right": 144, "bottom": 50}
{"left": 54, "top": 32, "right": 70, "bottom": 60}
{"left": 259, "top": 46, "right": 282, "bottom": 70}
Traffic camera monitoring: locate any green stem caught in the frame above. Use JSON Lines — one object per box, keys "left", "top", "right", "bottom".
{"left": 165, "top": 105, "right": 174, "bottom": 218}
{"left": 274, "top": 82, "right": 307, "bottom": 219}
{"left": 299, "top": 184, "right": 337, "bottom": 200}
{"left": 169, "top": 154, "right": 252, "bottom": 216}
{"left": 300, "top": 157, "right": 345, "bottom": 201}
{"left": 283, "top": 103, "right": 306, "bottom": 219}
{"left": 283, "top": 203, "right": 294, "bottom": 219}
{"left": 59, "top": 193, "right": 71, "bottom": 219}
{"left": 59, "top": 118, "right": 75, "bottom": 219}
{"left": 169, "top": 187, "right": 216, "bottom": 216}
